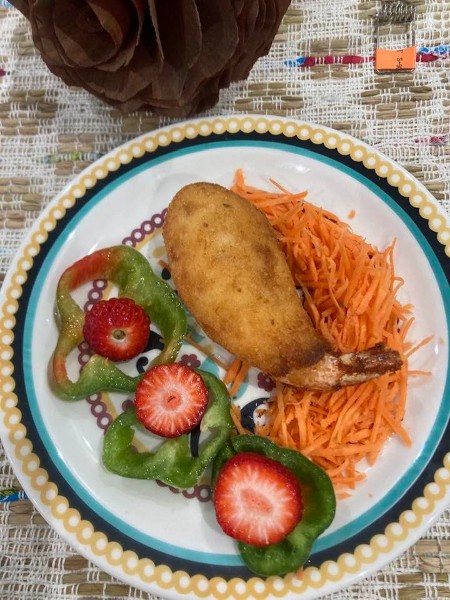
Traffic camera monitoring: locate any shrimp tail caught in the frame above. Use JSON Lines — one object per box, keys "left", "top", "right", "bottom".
{"left": 279, "top": 343, "right": 403, "bottom": 391}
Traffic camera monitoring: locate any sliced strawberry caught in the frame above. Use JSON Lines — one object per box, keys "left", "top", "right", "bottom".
{"left": 83, "top": 297, "right": 150, "bottom": 362}
{"left": 214, "top": 452, "right": 303, "bottom": 547}
{"left": 135, "top": 363, "right": 208, "bottom": 438}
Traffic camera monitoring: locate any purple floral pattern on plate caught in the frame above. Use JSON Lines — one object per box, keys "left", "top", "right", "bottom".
{"left": 179, "top": 353, "right": 202, "bottom": 369}
{"left": 257, "top": 371, "right": 275, "bottom": 392}
{"left": 72, "top": 210, "right": 269, "bottom": 503}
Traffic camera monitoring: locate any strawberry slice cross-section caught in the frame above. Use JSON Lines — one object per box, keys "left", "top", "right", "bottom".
{"left": 213, "top": 452, "right": 303, "bottom": 547}
{"left": 135, "top": 363, "right": 209, "bottom": 438}
{"left": 83, "top": 297, "right": 150, "bottom": 362}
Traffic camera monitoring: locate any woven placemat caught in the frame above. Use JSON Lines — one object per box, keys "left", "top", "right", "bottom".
{"left": 0, "top": 1, "right": 449, "bottom": 598}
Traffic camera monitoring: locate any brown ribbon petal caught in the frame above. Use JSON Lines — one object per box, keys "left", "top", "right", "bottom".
{"left": 10, "top": 0, "right": 29, "bottom": 17}
{"left": 11, "top": 0, "right": 292, "bottom": 116}
{"left": 54, "top": 0, "right": 146, "bottom": 69}
{"left": 67, "top": 44, "right": 160, "bottom": 102}
{"left": 180, "top": 0, "right": 239, "bottom": 100}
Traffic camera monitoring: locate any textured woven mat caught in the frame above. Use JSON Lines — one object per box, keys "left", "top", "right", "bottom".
{"left": 0, "top": 1, "right": 449, "bottom": 599}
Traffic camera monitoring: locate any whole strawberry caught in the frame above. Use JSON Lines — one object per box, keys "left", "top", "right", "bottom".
{"left": 83, "top": 297, "right": 150, "bottom": 362}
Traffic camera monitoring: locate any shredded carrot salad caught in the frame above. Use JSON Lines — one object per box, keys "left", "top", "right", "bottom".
{"left": 230, "top": 169, "right": 430, "bottom": 491}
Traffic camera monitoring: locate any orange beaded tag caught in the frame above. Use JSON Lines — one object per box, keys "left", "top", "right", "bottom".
{"left": 374, "top": 1, "right": 416, "bottom": 73}
{"left": 375, "top": 46, "right": 416, "bottom": 71}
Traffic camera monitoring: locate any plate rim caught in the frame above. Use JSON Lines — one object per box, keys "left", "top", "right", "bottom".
{"left": 0, "top": 114, "right": 449, "bottom": 600}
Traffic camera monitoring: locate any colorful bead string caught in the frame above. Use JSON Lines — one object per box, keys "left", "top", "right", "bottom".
{"left": 285, "top": 44, "right": 450, "bottom": 67}
{"left": 0, "top": 488, "right": 27, "bottom": 502}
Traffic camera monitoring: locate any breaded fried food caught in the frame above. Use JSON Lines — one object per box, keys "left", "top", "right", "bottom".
{"left": 164, "top": 182, "right": 328, "bottom": 371}
{"left": 163, "top": 183, "right": 402, "bottom": 391}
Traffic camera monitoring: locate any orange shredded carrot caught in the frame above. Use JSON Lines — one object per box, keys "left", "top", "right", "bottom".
{"left": 407, "top": 370, "right": 432, "bottom": 376}
{"left": 231, "top": 169, "right": 428, "bottom": 490}
{"left": 229, "top": 362, "right": 251, "bottom": 397}
{"left": 337, "top": 492, "right": 352, "bottom": 500}
{"left": 404, "top": 335, "right": 434, "bottom": 358}
{"left": 223, "top": 357, "right": 242, "bottom": 385}
{"left": 230, "top": 404, "right": 253, "bottom": 435}
{"left": 158, "top": 259, "right": 171, "bottom": 271}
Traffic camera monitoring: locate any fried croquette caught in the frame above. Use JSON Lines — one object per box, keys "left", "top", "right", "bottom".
{"left": 163, "top": 182, "right": 402, "bottom": 390}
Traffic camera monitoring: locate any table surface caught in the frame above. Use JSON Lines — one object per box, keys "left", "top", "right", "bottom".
{"left": 0, "top": 1, "right": 449, "bottom": 599}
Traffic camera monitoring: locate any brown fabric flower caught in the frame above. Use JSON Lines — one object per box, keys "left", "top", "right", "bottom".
{"left": 12, "top": 0, "right": 291, "bottom": 116}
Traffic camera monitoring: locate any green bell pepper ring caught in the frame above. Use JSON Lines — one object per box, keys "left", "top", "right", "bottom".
{"left": 50, "top": 245, "right": 187, "bottom": 400}
{"left": 212, "top": 434, "right": 336, "bottom": 577}
{"left": 102, "top": 370, "right": 234, "bottom": 489}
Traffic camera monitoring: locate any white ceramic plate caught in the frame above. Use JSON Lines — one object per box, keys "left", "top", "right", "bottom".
{"left": 0, "top": 116, "right": 449, "bottom": 600}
